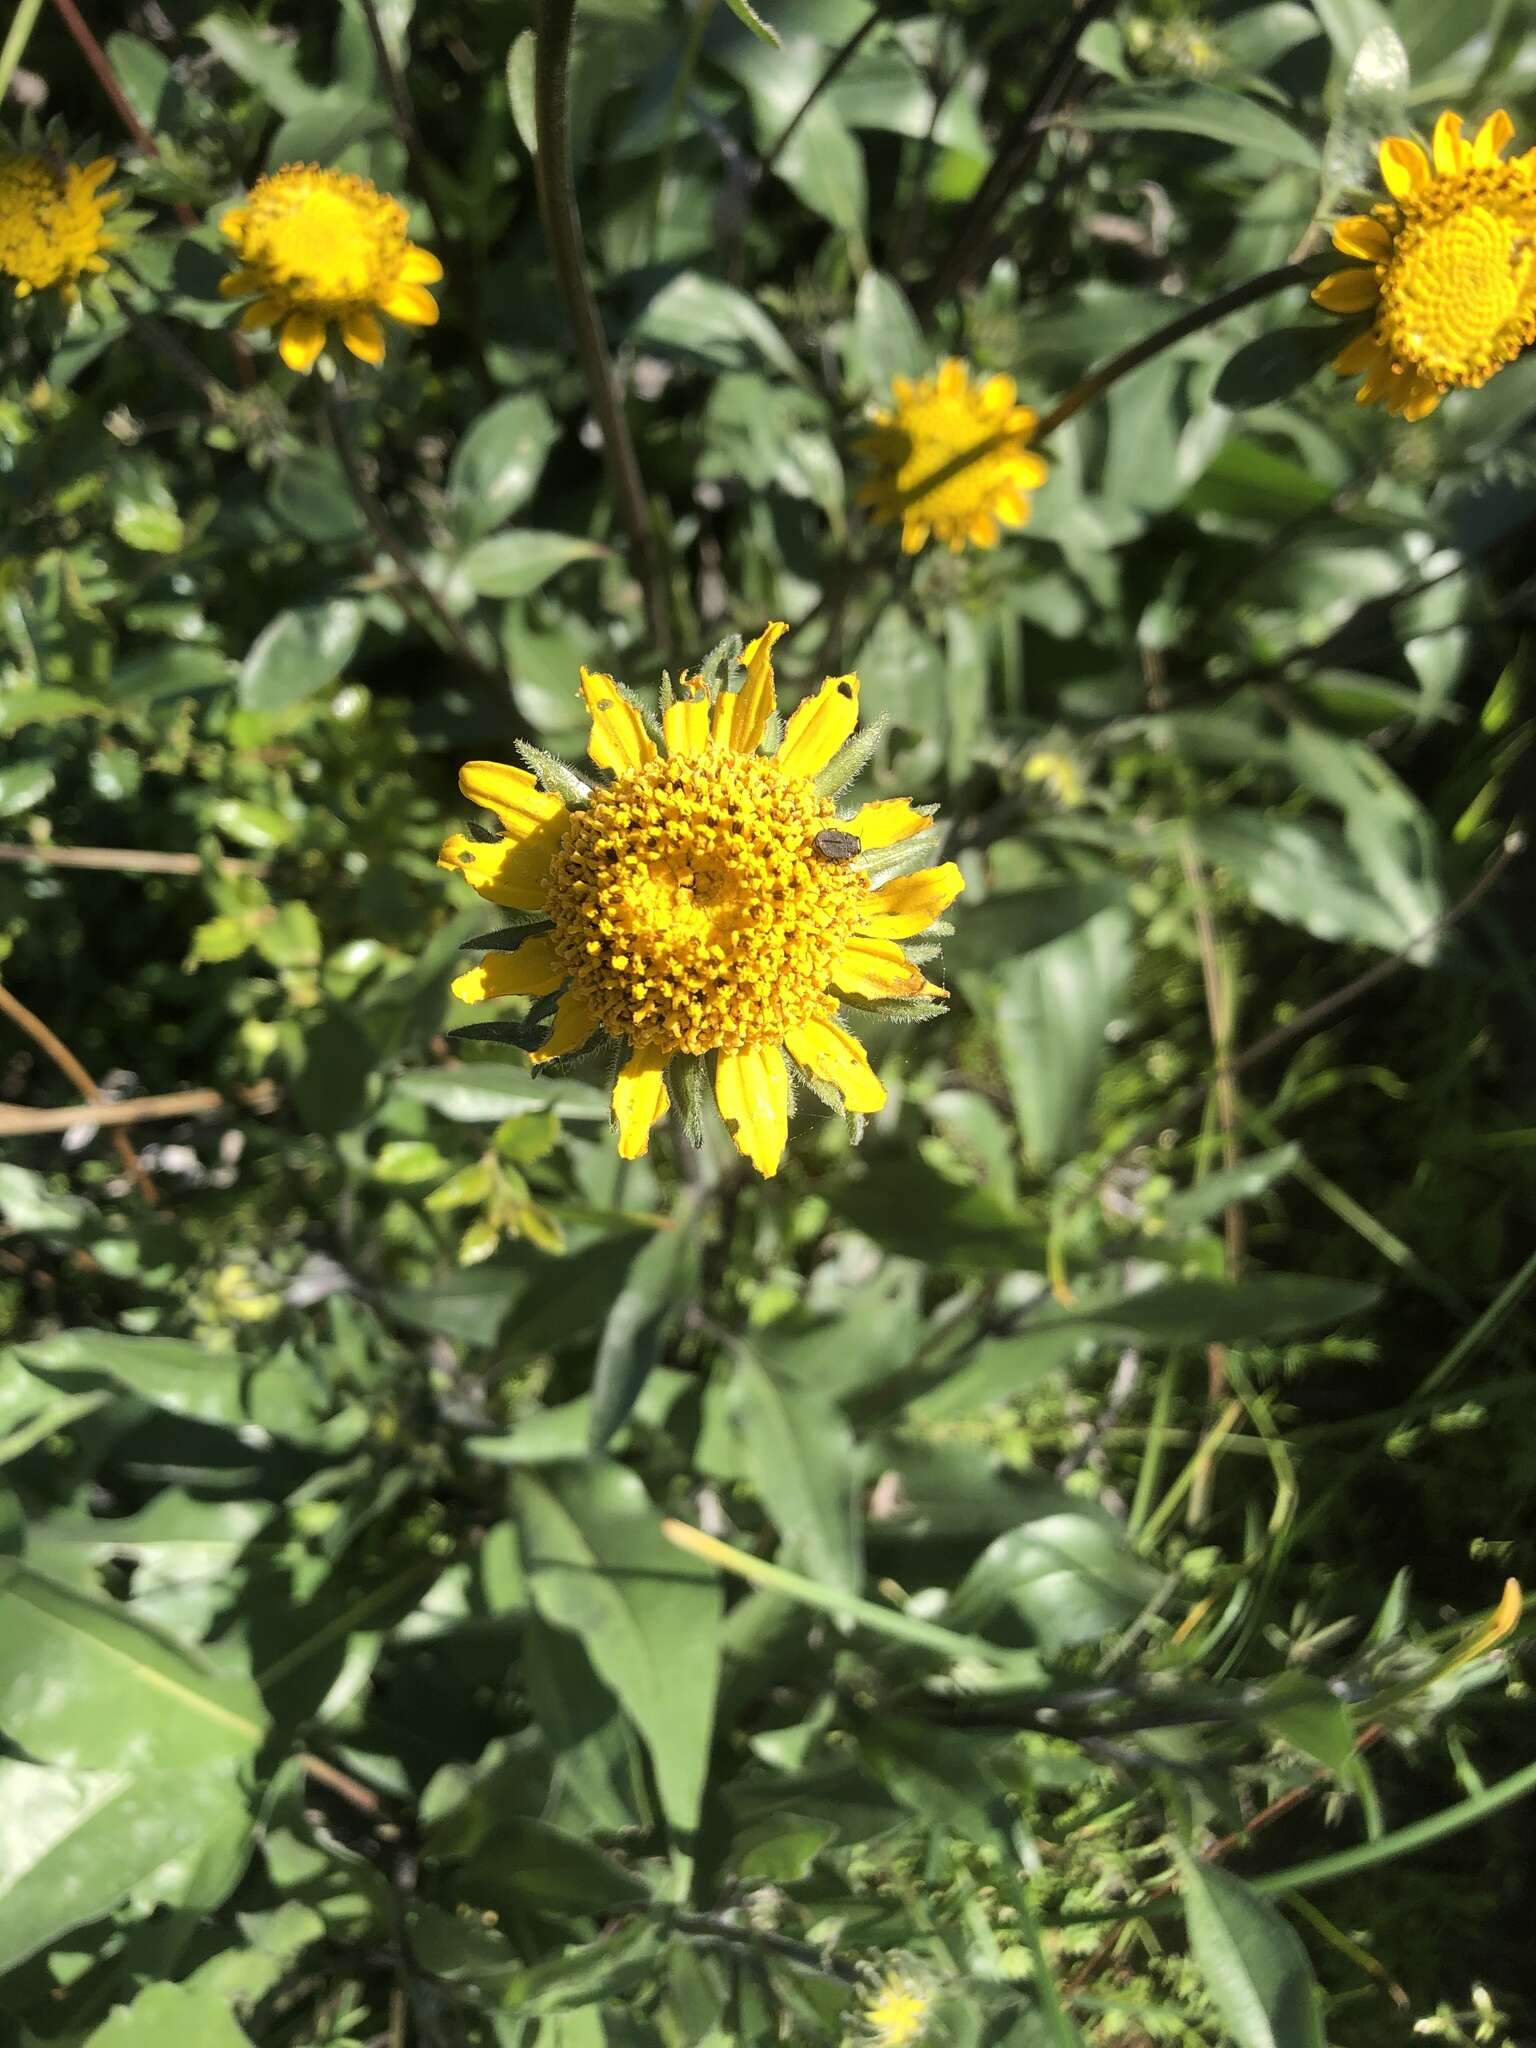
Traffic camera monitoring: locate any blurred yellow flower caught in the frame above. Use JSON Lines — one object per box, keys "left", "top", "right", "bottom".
{"left": 1022, "top": 747, "right": 1086, "bottom": 809}
{"left": 857, "top": 358, "right": 1047, "bottom": 554}
{"left": 218, "top": 163, "right": 443, "bottom": 373}
{"left": 0, "top": 152, "right": 121, "bottom": 301}
{"left": 440, "top": 626, "right": 961, "bottom": 1177}
{"left": 1314, "top": 110, "right": 1536, "bottom": 421}
{"left": 860, "top": 1963, "right": 935, "bottom": 2047}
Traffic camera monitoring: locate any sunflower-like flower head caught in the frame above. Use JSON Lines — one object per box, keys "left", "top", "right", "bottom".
{"left": 0, "top": 152, "right": 121, "bottom": 302}
{"left": 218, "top": 163, "right": 443, "bottom": 373}
{"left": 439, "top": 626, "right": 963, "bottom": 1177}
{"left": 857, "top": 358, "right": 1047, "bottom": 555}
{"left": 1314, "top": 109, "right": 1536, "bottom": 420}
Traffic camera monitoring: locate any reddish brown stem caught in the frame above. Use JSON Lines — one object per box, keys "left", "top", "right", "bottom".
{"left": 49, "top": 0, "right": 198, "bottom": 227}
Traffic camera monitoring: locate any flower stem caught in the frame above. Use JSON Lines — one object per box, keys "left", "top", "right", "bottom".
{"left": 320, "top": 377, "right": 507, "bottom": 692}
{"left": 883, "top": 261, "right": 1311, "bottom": 521}
{"left": 0, "top": 0, "right": 46, "bottom": 106}
{"left": 48, "top": 0, "right": 200, "bottom": 227}
{"left": 354, "top": 0, "right": 492, "bottom": 392}
{"left": 533, "top": 0, "right": 672, "bottom": 660}
{"left": 1034, "top": 261, "right": 1310, "bottom": 439}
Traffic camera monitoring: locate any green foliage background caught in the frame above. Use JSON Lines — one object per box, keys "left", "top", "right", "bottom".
{"left": 1, "top": 1, "right": 1533, "bottom": 2043}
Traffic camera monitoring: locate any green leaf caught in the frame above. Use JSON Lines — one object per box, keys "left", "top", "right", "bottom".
{"left": 728, "top": 1344, "right": 862, "bottom": 1594}
{"left": 196, "top": 12, "right": 321, "bottom": 114}
{"left": 978, "top": 902, "right": 1135, "bottom": 1169}
{"left": 1176, "top": 1852, "right": 1328, "bottom": 2048}
{"left": 771, "top": 98, "right": 866, "bottom": 236}
{"left": 1318, "top": 23, "right": 1409, "bottom": 213}
{"left": 506, "top": 31, "right": 537, "bottom": 156}
{"left": 722, "top": 0, "right": 781, "bottom": 45}
{"left": 831, "top": 1152, "right": 1045, "bottom": 1271}
{"left": 1160, "top": 1146, "right": 1303, "bottom": 1228}
{"left": 1214, "top": 326, "right": 1341, "bottom": 410}
{"left": 589, "top": 1203, "right": 701, "bottom": 1453}
{"left": 458, "top": 529, "right": 610, "bottom": 598}
{"left": 1053, "top": 1274, "right": 1379, "bottom": 1345}
{"left": 942, "top": 1497, "right": 1158, "bottom": 1652}
{"left": 0, "top": 759, "right": 55, "bottom": 819}
{"left": 239, "top": 600, "right": 364, "bottom": 714}
{"left": 946, "top": 880, "right": 1130, "bottom": 972}
{"left": 1075, "top": 83, "right": 1319, "bottom": 167}
{"left": 0, "top": 1759, "right": 249, "bottom": 1975}
{"left": 82, "top": 1979, "right": 257, "bottom": 2048}
{"left": 1258, "top": 1673, "right": 1357, "bottom": 1773}
{"left": 513, "top": 1462, "right": 722, "bottom": 1837}
{"left": 632, "top": 272, "right": 808, "bottom": 386}
{"left": 15, "top": 1330, "right": 247, "bottom": 1429}
{"left": 0, "top": 1562, "right": 265, "bottom": 1771}
{"left": 463, "top": 1815, "right": 652, "bottom": 1914}
{"left": 393, "top": 1065, "right": 608, "bottom": 1122}
{"left": 851, "top": 269, "right": 924, "bottom": 395}
{"left": 267, "top": 448, "right": 367, "bottom": 544}
{"left": 449, "top": 393, "right": 560, "bottom": 541}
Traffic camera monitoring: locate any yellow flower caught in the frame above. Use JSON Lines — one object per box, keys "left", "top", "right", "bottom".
{"left": 0, "top": 152, "right": 122, "bottom": 301}
{"left": 439, "top": 626, "right": 962, "bottom": 1178}
{"left": 857, "top": 358, "right": 1047, "bottom": 555}
{"left": 859, "top": 1963, "right": 936, "bottom": 2048}
{"left": 218, "top": 163, "right": 443, "bottom": 374}
{"left": 1313, "top": 109, "right": 1536, "bottom": 421}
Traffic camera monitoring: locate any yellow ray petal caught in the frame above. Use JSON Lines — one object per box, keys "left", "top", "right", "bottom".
{"left": 450, "top": 934, "right": 564, "bottom": 1003}
{"left": 776, "top": 673, "right": 860, "bottom": 781}
{"left": 529, "top": 989, "right": 598, "bottom": 1065}
{"left": 218, "top": 267, "right": 262, "bottom": 299}
{"left": 1378, "top": 134, "right": 1430, "bottom": 200}
{"left": 437, "top": 831, "right": 555, "bottom": 911}
{"left": 713, "top": 619, "right": 787, "bottom": 753}
{"left": 1311, "top": 267, "right": 1381, "bottom": 314}
{"left": 384, "top": 282, "right": 440, "bottom": 326}
{"left": 1474, "top": 108, "right": 1514, "bottom": 164}
{"left": 278, "top": 310, "right": 327, "bottom": 373}
{"left": 1331, "top": 213, "right": 1391, "bottom": 262}
{"left": 1400, "top": 377, "right": 1442, "bottom": 422}
{"left": 238, "top": 298, "right": 283, "bottom": 332}
{"left": 401, "top": 245, "right": 445, "bottom": 284}
{"left": 342, "top": 309, "right": 386, "bottom": 364}
{"left": 900, "top": 520, "right": 929, "bottom": 555}
{"left": 1432, "top": 109, "right": 1469, "bottom": 175}
{"left": 459, "top": 760, "right": 568, "bottom": 839}
{"left": 980, "top": 372, "right": 1018, "bottom": 412}
{"left": 580, "top": 669, "right": 657, "bottom": 774}
{"left": 937, "top": 358, "right": 966, "bottom": 399}
{"left": 714, "top": 1045, "right": 790, "bottom": 1177}
{"left": 664, "top": 696, "right": 711, "bottom": 758}
{"left": 784, "top": 1017, "right": 886, "bottom": 1114}
{"left": 1334, "top": 331, "right": 1383, "bottom": 376}
{"left": 613, "top": 1048, "right": 670, "bottom": 1159}
{"left": 857, "top": 861, "right": 965, "bottom": 940}
{"left": 848, "top": 797, "right": 930, "bottom": 850}
{"left": 831, "top": 935, "right": 943, "bottom": 1003}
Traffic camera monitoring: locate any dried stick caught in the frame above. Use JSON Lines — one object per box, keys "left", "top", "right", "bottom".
{"left": 0, "top": 843, "right": 260, "bottom": 876}
{"left": 0, "top": 978, "right": 158, "bottom": 1203}
{"left": 49, "top": 0, "right": 198, "bottom": 226}
{"left": 0, "top": 1086, "right": 283, "bottom": 1136}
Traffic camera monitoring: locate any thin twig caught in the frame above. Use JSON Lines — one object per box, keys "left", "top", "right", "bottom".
{"left": 761, "top": 7, "right": 885, "bottom": 177}
{"left": 917, "top": 0, "right": 1118, "bottom": 314}
{"left": 0, "top": 1083, "right": 278, "bottom": 1136}
{"left": 320, "top": 380, "right": 505, "bottom": 689}
{"left": 49, "top": 0, "right": 198, "bottom": 226}
{"left": 299, "top": 1750, "right": 386, "bottom": 1817}
{"left": 534, "top": 0, "right": 672, "bottom": 660}
{"left": 0, "top": 979, "right": 158, "bottom": 1204}
{"left": 0, "top": 843, "right": 260, "bottom": 875}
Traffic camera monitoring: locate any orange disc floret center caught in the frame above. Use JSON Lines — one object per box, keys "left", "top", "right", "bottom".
{"left": 228, "top": 167, "right": 410, "bottom": 311}
{"left": 1381, "top": 167, "right": 1536, "bottom": 387}
{"left": 544, "top": 751, "right": 868, "bottom": 1058}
